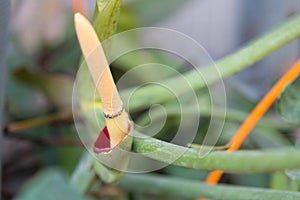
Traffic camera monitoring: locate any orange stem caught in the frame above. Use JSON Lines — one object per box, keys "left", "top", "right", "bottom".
{"left": 197, "top": 59, "right": 300, "bottom": 200}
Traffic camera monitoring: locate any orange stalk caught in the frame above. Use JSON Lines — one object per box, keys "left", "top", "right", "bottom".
{"left": 74, "top": 13, "right": 129, "bottom": 149}
{"left": 198, "top": 59, "right": 300, "bottom": 200}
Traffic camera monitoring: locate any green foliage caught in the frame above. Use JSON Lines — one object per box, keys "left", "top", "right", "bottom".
{"left": 6, "top": 50, "right": 40, "bottom": 118}
{"left": 15, "top": 168, "right": 87, "bottom": 200}
{"left": 130, "top": 0, "right": 185, "bottom": 26}
{"left": 14, "top": 68, "right": 73, "bottom": 110}
{"left": 57, "top": 125, "right": 84, "bottom": 175}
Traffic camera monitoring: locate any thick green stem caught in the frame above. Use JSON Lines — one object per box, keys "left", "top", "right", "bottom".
{"left": 121, "top": 15, "right": 300, "bottom": 111}
{"left": 119, "top": 174, "right": 300, "bottom": 200}
{"left": 133, "top": 135, "right": 300, "bottom": 173}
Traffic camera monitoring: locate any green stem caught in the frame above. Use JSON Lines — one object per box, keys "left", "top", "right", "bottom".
{"left": 133, "top": 135, "right": 300, "bottom": 173}
{"left": 119, "top": 174, "right": 300, "bottom": 200}
{"left": 136, "top": 104, "right": 294, "bottom": 130}
{"left": 121, "top": 15, "right": 300, "bottom": 111}
{"left": 136, "top": 104, "right": 292, "bottom": 147}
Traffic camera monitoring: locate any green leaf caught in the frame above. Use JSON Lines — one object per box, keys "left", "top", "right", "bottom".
{"left": 93, "top": 0, "right": 122, "bottom": 41}
{"left": 117, "top": 4, "right": 138, "bottom": 32}
{"left": 58, "top": 125, "right": 84, "bottom": 175}
{"left": 92, "top": 160, "right": 124, "bottom": 183}
{"left": 276, "top": 76, "right": 300, "bottom": 124}
{"left": 70, "top": 153, "right": 96, "bottom": 194}
{"left": 6, "top": 50, "right": 41, "bottom": 118}
{"left": 14, "top": 68, "right": 73, "bottom": 110}
{"left": 15, "top": 168, "right": 88, "bottom": 200}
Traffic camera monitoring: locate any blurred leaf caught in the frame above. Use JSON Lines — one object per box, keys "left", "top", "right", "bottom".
{"left": 249, "top": 127, "right": 292, "bottom": 148}
{"left": 276, "top": 76, "right": 300, "bottom": 123}
{"left": 285, "top": 169, "right": 300, "bottom": 191}
{"left": 230, "top": 173, "right": 268, "bottom": 188}
{"left": 117, "top": 4, "right": 139, "bottom": 32}
{"left": 58, "top": 146, "right": 83, "bottom": 175}
{"left": 113, "top": 50, "right": 183, "bottom": 84}
{"left": 270, "top": 171, "right": 288, "bottom": 190}
{"left": 58, "top": 125, "right": 84, "bottom": 175}
{"left": 285, "top": 169, "right": 300, "bottom": 182}
{"left": 164, "top": 165, "right": 208, "bottom": 181}
{"left": 35, "top": 145, "right": 59, "bottom": 166}
{"left": 14, "top": 68, "right": 73, "bottom": 110}
{"left": 15, "top": 168, "right": 87, "bottom": 200}
{"left": 227, "top": 86, "right": 256, "bottom": 113}
{"left": 92, "top": 160, "right": 124, "bottom": 183}
{"left": 130, "top": 0, "right": 186, "bottom": 25}
{"left": 70, "top": 153, "right": 96, "bottom": 194}
{"left": 290, "top": 180, "right": 300, "bottom": 191}
{"left": 93, "top": 0, "right": 122, "bottom": 41}
{"left": 6, "top": 48, "right": 42, "bottom": 117}
{"left": 42, "top": 37, "right": 81, "bottom": 74}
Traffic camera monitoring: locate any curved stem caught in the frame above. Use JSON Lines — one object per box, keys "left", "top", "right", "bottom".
{"left": 119, "top": 174, "right": 300, "bottom": 200}
{"left": 132, "top": 135, "right": 300, "bottom": 173}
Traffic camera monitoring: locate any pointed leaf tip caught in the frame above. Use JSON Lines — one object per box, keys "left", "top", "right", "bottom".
{"left": 74, "top": 12, "right": 86, "bottom": 23}
{"left": 74, "top": 11, "right": 100, "bottom": 58}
